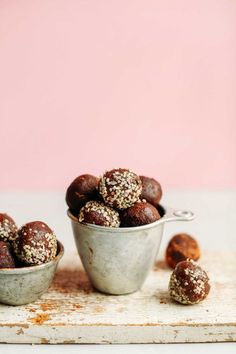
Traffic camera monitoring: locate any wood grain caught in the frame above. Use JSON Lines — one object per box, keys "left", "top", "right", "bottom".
{"left": 0, "top": 252, "right": 235, "bottom": 344}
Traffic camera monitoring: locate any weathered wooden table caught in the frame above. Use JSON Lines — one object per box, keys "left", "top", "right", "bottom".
{"left": 0, "top": 252, "right": 235, "bottom": 344}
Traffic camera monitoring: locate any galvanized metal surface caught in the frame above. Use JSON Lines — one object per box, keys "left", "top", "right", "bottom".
{"left": 0, "top": 241, "right": 64, "bottom": 305}
{"left": 69, "top": 206, "right": 194, "bottom": 295}
{"left": 0, "top": 251, "right": 235, "bottom": 344}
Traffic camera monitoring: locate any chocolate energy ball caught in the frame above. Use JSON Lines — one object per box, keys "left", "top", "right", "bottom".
{"left": 121, "top": 201, "right": 161, "bottom": 227}
{"left": 0, "top": 241, "right": 15, "bottom": 268}
{"left": 140, "top": 176, "right": 162, "bottom": 207}
{"left": 66, "top": 174, "right": 99, "bottom": 213}
{"left": 79, "top": 201, "right": 120, "bottom": 227}
{"left": 166, "top": 233, "right": 200, "bottom": 269}
{"left": 13, "top": 221, "right": 57, "bottom": 266}
{"left": 169, "top": 260, "right": 210, "bottom": 305}
{"left": 0, "top": 213, "right": 18, "bottom": 243}
{"left": 99, "top": 168, "right": 142, "bottom": 210}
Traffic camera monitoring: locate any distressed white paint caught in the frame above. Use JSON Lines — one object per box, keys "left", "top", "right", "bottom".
{"left": 0, "top": 252, "right": 235, "bottom": 344}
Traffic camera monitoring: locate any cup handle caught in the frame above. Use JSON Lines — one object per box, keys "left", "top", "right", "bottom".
{"left": 161, "top": 206, "right": 195, "bottom": 223}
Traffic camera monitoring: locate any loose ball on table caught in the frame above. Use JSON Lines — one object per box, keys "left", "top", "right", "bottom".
{"left": 169, "top": 260, "right": 210, "bottom": 305}
{"left": 79, "top": 201, "right": 120, "bottom": 227}
{"left": 166, "top": 233, "right": 200, "bottom": 269}
{"left": 140, "top": 176, "right": 162, "bottom": 207}
{"left": 0, "top": 241, "right": 15, "bottom": 268}
{"left": 66, "top": 174, "right": 99, "bottom": 213}
{"left": 121, "top": 201, "right": 161, "bottom": 227}
{"left": 13, "top": 221, "right": 57, "bottom": 266}
{"left": 0, "top": 213, "right": 18, "bottom": 243}
{"left": 99, "top": 168, "right": 142, "bottom": 210}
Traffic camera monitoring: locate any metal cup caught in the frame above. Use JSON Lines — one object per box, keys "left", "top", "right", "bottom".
{"left": 68, "top": 206, "right": 194, "bottom": 295}
{"left": 0, "top": 241, "right": 64, "bottom": 305}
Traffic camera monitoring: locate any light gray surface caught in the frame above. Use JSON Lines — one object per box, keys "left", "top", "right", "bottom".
{"left": 0, "top": 190, "right": 235, "bottom": 353}
{"left": 0, "top": 190, "right": 235, "bottom": 253}
{"left": 0, "top": 343, "right": 235, "bottom": 354}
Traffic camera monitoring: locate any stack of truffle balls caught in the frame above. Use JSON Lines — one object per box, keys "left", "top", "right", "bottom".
{"left": 66, "top": 168, "right": 163, "bottom": 228}
{"left": 66, "top": 169, "right": 211, "bottom": 306}
{"left": 0, "top": 213, "right": 58, "bottom": 269}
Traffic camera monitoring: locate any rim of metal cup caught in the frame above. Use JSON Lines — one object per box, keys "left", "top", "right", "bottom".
{"left": 67, "top": 204, "right": 195, "bottom": 234}
{"left": 0, "top": 240, "right": 64, "bottom": 274}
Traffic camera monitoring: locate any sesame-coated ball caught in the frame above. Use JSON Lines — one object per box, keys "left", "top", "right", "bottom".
{"left": 140, "top": 176, "right": 162, "bottom": 207}
{"left": 0, "top": 213, "right": 18, "bottom": 243}
{"left": 13, "top": 221, "right": 57, "bottom": 266}
{"left": 66, "top": 174, "right": 99, "bottom": 213}
{"left": 169, "top": 260, "right": 210, "bottom": 305}
{"left": 0, "top": 241, "right": 15, "bottom": 268}
{"left": 121, "top": 201, "right": 161, "bottom": 227}
{"left": 99, "top": 169, "right": 142, "bottom": 210}
{"left": 166, "top": 233, "right": 200, "bottom": 269}
{"left": 79, "top": 201, "right": 120, "bottom": 227}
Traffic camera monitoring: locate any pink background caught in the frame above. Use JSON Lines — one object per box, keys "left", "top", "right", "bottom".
{"left": 0, "top": 0, "right": 236, "bottom": 190}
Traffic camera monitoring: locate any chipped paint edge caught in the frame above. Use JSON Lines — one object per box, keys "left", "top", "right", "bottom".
{"left": 0, "top": 324, "right": 235, "bottom": 344}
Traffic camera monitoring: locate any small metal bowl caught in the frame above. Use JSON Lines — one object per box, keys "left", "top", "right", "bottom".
{"left": 0, "top": 240, "right": 64, "bottom": 306}
{"left": 68, "top": 205, "right": 194, "bottom": 295}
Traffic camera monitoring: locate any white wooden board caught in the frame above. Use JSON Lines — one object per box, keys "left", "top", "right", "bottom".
{"left": 0, "top": 252, "right": 235, "bottom": 344}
